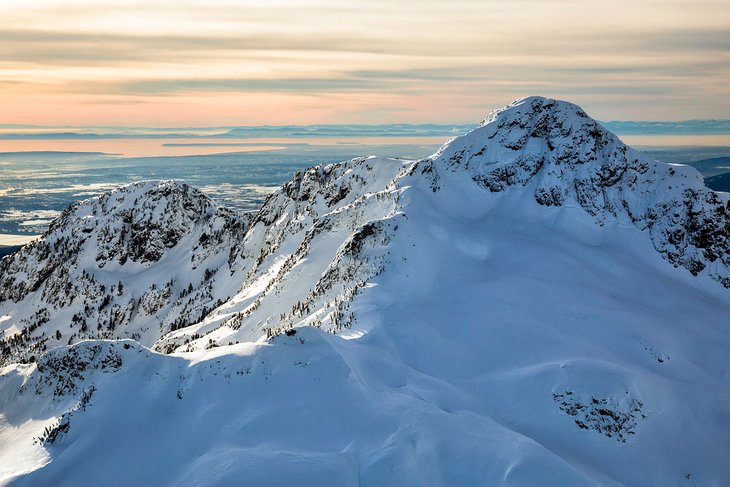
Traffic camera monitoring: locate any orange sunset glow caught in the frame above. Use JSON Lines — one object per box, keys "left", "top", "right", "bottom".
{"left": 2, "top": 0, "right": 729, "bottom": 126}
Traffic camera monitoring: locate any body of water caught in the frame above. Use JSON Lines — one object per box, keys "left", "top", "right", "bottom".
{"left": 1, "top": 132, "right": 729, "bottom": 247}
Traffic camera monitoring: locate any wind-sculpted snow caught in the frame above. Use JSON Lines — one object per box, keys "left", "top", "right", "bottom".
{"left": 1, "top": 97, "right": 730, "bottom": 486}
{"left": 426, "top": 96, "right": 730, "bottom": 287}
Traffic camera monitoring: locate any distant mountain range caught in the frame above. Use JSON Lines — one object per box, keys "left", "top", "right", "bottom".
{"left": 1, "top": 119, "right": 730, "bottom": 140}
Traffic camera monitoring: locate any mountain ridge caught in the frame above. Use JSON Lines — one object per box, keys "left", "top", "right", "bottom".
{"left": 2, "top": 96, "right": 728, "bottom": 363}
{"left": 1, "top": 96, "right": 729, "bottom": 486}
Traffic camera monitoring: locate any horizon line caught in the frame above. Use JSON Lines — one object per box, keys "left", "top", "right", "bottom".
{"left": 1, "top": 120, "right": 730, "bottom": 140}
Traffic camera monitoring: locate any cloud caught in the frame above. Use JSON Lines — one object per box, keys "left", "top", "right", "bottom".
{"left": 98, "top": 78, "right": 390, "bottom": 96}
{"left": 1, "top": 0, "right": 728, "bottom": 123}
{"left": 0, "top": 30, "right": 414, "bottom": 64}
{"left": 2, "top": 27, "right": 728, "bottom": 65}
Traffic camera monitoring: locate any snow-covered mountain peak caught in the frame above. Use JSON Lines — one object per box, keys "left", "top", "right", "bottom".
{"left": 0, "top": 180, "right": 250, "bottom": 364}
{"left": 433, "top": 95, "right": 641, "bottom": 186}
{"left": 422, "top": 96, "right": 730, "bottom": 287}
{"left": 482, "top": 95, "right": 589, "bottom": 128}
{"left": 46, "top": 179, "right": 219, "bottom": 265}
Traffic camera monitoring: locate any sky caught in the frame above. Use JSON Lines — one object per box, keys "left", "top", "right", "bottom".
{"left": 1, "top": 0, "right": 729, "bottom": 126}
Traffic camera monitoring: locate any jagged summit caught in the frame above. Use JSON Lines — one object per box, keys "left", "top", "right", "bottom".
{"left": 48, "top": 179, "right": 223, "bottom": 264}
{"left": 432, "top": 95, "right": 684, "bottom": 194}
{"left": 481, "top": 95, "right": 589, "bottom": 126}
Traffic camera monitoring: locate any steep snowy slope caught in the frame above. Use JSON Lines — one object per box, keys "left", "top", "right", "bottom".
{"left": 1, "top": 97, "right": 729, "bottom": 486}
{"left": 156, "top": 156, "right": 408, "bottom": 352}
{"left": 0, "top": 181, "right": 249, "bottom": 364}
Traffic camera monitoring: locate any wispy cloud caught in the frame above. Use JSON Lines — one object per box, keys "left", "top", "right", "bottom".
{"left": 1, "top": 0, "right": 728, "bottom": 124}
